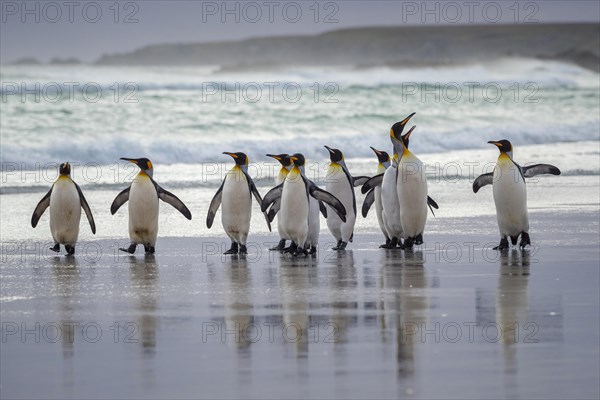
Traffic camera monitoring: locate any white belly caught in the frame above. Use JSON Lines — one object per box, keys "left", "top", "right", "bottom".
{"left": 222, "top": 169, "right": 252, "bottom": 244}
{"left": 128, "top": 173, "right": 159, "bottom": 246}
{"left": 306, "top": 196, "right": 320, "bottom": 247}
{"left": 397, "top": 154, "right": 428, "bottom": 238}
{"left": 275, "top": 168, "right": 290, "bottom": 240}
{"left": 493, "top": 160, "right": 529, "bottom": 237}
{"left": 280, "top": 171, "right": 309, "bottom": 247}
{"left": 325, "top": 164, "right": 356, "bottom": 242}
{"left": 49, "top": 177, "right": 81, "bottom": 245}
{"left": 374, "top": 185, "right": 388, "bottom": 239}
{"left": 381, "top": 166, "right": 402, "bottom": 238}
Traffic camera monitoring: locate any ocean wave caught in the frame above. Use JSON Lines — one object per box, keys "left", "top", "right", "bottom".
{"left": 2, "top": 58, "right": 598, "bottom": 91}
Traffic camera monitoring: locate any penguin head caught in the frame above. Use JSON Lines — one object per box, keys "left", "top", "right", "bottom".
{"left": 59, "top": 162, "right": 71, "bottom": 176}
{"left": 266, "top": 153, "right": 292, "bottom": 167}
{"left": 390, "top": 112, "right": 416, "bottom": 140}
{"left": 289, "top": 153, "right": 306, "bottom": 167}
{"left": 401, "top": 125, "right": 416, "bottom": 149}
{"left": 324, "top": 146, "right": 344, "bottom": 163}
{"left": 121, "top": 158, "right": 154, "bottom": 177}
{"left": 370, "top": 147, "right": 390, "bottom": 165}
{"left": 488, "top": 140, "right": 513, "bottom": 157}
{"left": 391, "top": 125, "right": 416, "bottom": 161}
{"left": 223, "top": 152, "right": 249, "bottom": 166}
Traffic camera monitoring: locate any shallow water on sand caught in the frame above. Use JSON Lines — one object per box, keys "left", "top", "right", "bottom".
{"left": 1, "top": 211, "right": 599, "bottom": 399}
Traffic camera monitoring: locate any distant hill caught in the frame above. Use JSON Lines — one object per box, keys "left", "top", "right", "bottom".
{"left": 95, "top": 23, "right": 599, "bottom": 72}
{"left": 9, "top": 57, "right": 42, "bottom": 65}
{"left": 49, "top": 57, "right": 81, "bottom": 65}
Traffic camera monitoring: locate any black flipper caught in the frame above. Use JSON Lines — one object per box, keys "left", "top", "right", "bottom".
{"left": 243, "top": 171, "right": 271, "bottom": 232}
{"left": 361, "top": 173, "right": 384, "bottom": 194}
{"left": 352, "top": 176, "right": 370, "bottom": 187}
{"left": 522, "top": 164, "right": 561, "bottom": 178}
{"left": 74, "top": 182, "right": 96, "bottom": 234}
{"left": 319, "top": 201, "right": 328, "bottom": 218}
{"left": 110, "top": 186, "right": 130, "bottom": 215}
{"left": 31, "top": 187, "right": 53, "bottom": 228}
{"left": 152, "top": 179, "right": 192, "bottom": 220}
{"left": 473, "top": 173, "right": 493, "bottom": 193}
{"left": 362, "top": 188, "right": 376, "bottom": 218}
{"left": 261, "top": 183, "right": 284, "bottom": 212}
{"left": 207, "top": 179, "right": 225, "bottom": 229}
{"left": 267, "top": 197, "right": 281, "bottom": 223}
{"left": 426, "top": 195, "right": 439, "bottom": 217}
{"left": 304, "top": 176, "right": 346, "bottom": 222}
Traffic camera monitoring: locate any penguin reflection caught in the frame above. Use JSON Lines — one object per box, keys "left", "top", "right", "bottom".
{"left": 327, "top": 250, "right": 356, "bottom": 346}
{"left": 50, "top": 256, "right": 80, "bottom": 391}
{"left": 497, "top": 250, "right": 530, "bottom": 380}
{"left": 128, "top": 255, "right": 158, "bottom": 355}
{"left": 279, "top": 264, "right": 316, "bottom": 356}
{"left": 51, "top": 256, "right": 80, "bottom": 360}
{"left": 379, "top": 250, "right": 428, "bottom": 378}
{"left": 224, "top": 256, "right": 254, "bottom": 352}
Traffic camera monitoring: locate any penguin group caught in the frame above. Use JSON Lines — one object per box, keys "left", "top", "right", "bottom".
{"left": 31, "top": 113, "right": 561, "bottom": 257}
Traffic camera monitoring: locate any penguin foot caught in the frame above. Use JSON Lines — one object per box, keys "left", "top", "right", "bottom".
{"left": 283, "top": 242, "right": 298, "bottom": 254}
{"left": 120, "top": 244, "right": 137, "bottom": 254}
{"left": 404, "top": 237, "right": 415, "bottom": 250}
{"left": 379, "top": 239, "right": 391, "bottom": 249}
{"left": 270, "top": 239, "right": 286, "bottom": 251}
{"left": 493, "top": 238, "right": 509, "bottom": 250}
{"left": 334, "top": 241, "right": 347, "bottom": 251}
{"left": 50, "top": 244, "right": 60, "bottom": 253}
{"left": 144, "top": 245, "right": 155, "bottom": 254}
{"left": 239, "top": 245, "right": 248, "bottom": 255}
{"left": 331, "top": 240, "right": 343, "bottom": 250}
{"left": 65, "top": 245, "right": 75, "bottom": 255}
{"left": 520, "top": 232, "right": 531, "bottom": 248}
{"left": 224, "top": 242, "right": 239, "bottom": 255}
{"left": 415, "top": 234, "right": 423, "bottom": 246}
{"left": 308, "top": 245, "right": 317, "bottom": 255}
{"left": 292, "top": 247, "right": 308, "bottom": 257}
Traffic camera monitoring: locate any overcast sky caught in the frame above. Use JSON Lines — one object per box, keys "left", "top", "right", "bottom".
{"left": 1, "top": 0, "right": 599, "bottom": 63}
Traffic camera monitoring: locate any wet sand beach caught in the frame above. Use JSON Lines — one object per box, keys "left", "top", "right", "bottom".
{"left": 1, "top": 209, "right": 598, "bottom": 399}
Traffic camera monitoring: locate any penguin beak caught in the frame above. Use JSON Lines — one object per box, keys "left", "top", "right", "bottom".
{"left": 266, "top": 154, "right": 281, "bottom": 161}
{"left": 289, "top": 156, "right": 298, "bottom": 162}
{"left": 487, "top": 141, "right": 502, "bottom": 147}
{"left": 324, "top": 146, "right": 335, "bottom": 154}
{"left": 404, "top": 125, "right": 416, "bottom": 140}
{"left": 400, "top": 112, "right": 416, "bottom": 126}
{"left": 120, "top": 158, "right": 139, "bottom": 165}
{"left": 370, "top": 146, "right": 382, "bottom": 156}
{"left": 223, "top": 152, "right": 238, "bottom": 159}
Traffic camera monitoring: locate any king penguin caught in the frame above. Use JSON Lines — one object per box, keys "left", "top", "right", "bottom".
{"left": 362, "top": 115, "right": 437, "bottom": 249}
{"left": 207, "top": 152, "right": 271, "bottom": 255}
{"left": 361, "top": 147, "right": 392, "bottom": 247}
{"left": 390, "top": 118, "right": 430, "bottom": 249}
{"left": 473, "top": 140, "right": 560, "bottom": 249}
{"left": 31, "top": 162, "right": 96, "bottom": 255}
{"left": 324, "top": 146, "right": 369, "bottom": 250}
{"left": 261, "top": 153, "right": 346, "bottom": 256}
{"left": 266, "top": 154, "right": 293, "bottom": 251}
{"left": 111, "top": 158, "right": 192, "bottom": 254}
